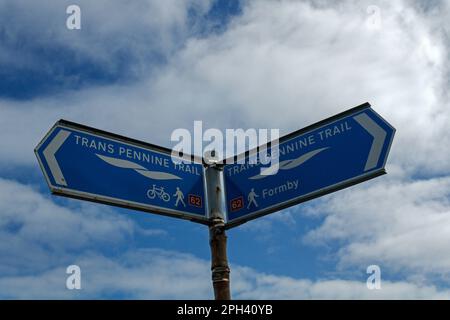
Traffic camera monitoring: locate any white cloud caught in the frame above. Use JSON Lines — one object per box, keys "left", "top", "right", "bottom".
{"left": 0, "top": 0, "right": 212, "bottom": 72}
{"left": 0, "top": 175, "right": 450, "bottom": 299}
{"left": 234, "top": 265, "right": 450, "bottom": 299}
{"left": 0, "top": 178, "right": 133, "bottom": 249}
{"left": 303, "top": 175, "right": 450, "bottom": 280}
{"left": 0, "top": 178, "right": 165, "bottom": 277}
{"left": 170, "top": 0, "right": 448, "bottom": 173}
{"left": 1, "top": 247, "right": 450, "bottom": 299}
{"left": 1, "top": 0, "right": 448, "bottom": 173}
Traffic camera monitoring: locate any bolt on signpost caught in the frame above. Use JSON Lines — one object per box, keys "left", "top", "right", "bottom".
{"left": 35, "top": 102, "right": 395, "bottom": 300}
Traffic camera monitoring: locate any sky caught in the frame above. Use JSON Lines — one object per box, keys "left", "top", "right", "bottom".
{"left": 0, "top": 0, "right": 449, "bottom": 299}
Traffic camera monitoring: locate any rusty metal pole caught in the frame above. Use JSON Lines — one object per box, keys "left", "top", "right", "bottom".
{"left": 209, "top": 217, "right": 230, "bottom": 300}
{"left": 205, "top": 160, "right": 231, "bottom": 300}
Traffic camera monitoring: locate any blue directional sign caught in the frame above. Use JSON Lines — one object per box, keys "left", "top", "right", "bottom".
{"left": 223, "top": 103, "right": 395, "bottom": 228}
{"left": 35, "top": 120, "right": 207, "bottom": 223}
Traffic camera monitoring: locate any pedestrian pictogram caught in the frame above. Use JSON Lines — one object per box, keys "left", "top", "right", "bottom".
{"left": 247, "top": 188, "right": 259, "bottom": 209}
{"left": 174, "top": 187, "right": 186, "bottom": 207}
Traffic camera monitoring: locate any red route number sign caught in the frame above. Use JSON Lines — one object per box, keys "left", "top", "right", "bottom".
{"left": 188, "top": 194, "right": 202, "bottom": 208}
{"left": 230, "top": 196, "right": 244, "bottom": 212}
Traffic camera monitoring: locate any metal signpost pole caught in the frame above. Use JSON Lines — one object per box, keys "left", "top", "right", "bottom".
{"left": 205, "top": 163, "right": 231, "bottom": 300}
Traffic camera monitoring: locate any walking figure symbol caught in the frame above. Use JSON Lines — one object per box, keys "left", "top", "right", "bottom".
{"left": 247, "top": 188, "right": 259, "bottom": 209}
{"left": 174, "top": 187, "right": 186, "bottom": 207}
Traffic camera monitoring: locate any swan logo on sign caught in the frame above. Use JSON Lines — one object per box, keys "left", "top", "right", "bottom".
{"left": 35, "top": 120, "right": 207, "bottom": 223}
{"left": 224, "top": 103, "right": 395, "bottom": 228}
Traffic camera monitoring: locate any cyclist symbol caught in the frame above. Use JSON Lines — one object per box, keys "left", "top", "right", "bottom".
{"left": 146, "top": 184, "right": 170, "bottom": 202}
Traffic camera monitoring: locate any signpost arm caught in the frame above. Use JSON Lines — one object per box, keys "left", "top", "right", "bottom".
{"left": 206, "top": 165, "right": 231, "bottom": 300}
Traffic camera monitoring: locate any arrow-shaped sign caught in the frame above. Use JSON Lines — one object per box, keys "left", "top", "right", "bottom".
{"left": 223, "top": 103, "right": 395, "bottom": 229}
{"left": 35, "top": 120, "right": 207, "bottom": 224}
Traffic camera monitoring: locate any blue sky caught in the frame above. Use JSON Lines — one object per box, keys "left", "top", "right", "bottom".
{"left": 0, "top": 0, "right": 450, "bottom": 299}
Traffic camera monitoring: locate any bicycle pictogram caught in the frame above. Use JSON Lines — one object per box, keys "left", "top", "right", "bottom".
{"left": 146, "top": 184, "right": 171, "bottom": 202}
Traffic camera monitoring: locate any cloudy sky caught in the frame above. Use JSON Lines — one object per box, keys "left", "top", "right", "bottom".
{"left": 0, "top": 0, "right": 449, "bottom": 299}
